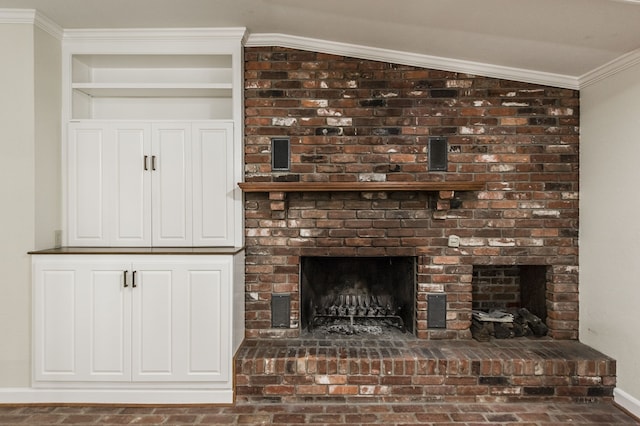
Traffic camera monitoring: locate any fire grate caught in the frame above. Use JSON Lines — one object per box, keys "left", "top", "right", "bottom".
{"left": 300, "top": 256, "right": 416, "bottom": 335}
{"left": 310, "top": 292, "right": 405, "bottom": 332}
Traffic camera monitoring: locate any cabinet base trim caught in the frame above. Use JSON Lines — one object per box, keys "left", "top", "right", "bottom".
{"left": 0, "top": 388, "right": 233, "bottom": 404}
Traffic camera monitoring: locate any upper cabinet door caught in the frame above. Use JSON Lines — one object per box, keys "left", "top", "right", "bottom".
{"left": 151, "top": 123, "right": 192, "bottom": 246}
{"left": 68, "top": 123, "right": 153, "bottom": 247}
{"left": 68, "top": 120, "right": 237, "bottom": 248}
{"left": 112, "top": 124, "right": 152, "bottom": 246}
{"left": 67, "top": 123, "right": 109, "bottom": 246}
{"left": 192, "top": 122, "right": 234, "bottom": 246}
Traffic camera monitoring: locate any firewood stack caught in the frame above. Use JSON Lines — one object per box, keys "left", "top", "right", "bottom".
{"left": 471, "top": 308, "right": 548, "bottom": 342}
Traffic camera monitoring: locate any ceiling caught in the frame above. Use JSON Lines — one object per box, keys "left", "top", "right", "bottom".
{"left": 2, "top": 0, "right": 640, "bottom": 83}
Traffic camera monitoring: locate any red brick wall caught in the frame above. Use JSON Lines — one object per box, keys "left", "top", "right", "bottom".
{"left": 243, "top": 47, "right": 579, "bottom": 340}
{"left": 472, "top": 265, "right": 522, "bottom": 311}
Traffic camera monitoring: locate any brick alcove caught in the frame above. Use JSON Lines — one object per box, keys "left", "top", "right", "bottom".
{"left": 472, "top": 264, "right": 549, "bottom": 321}
{"left": 243, "top": 46, "right": 579, "bottom": 341}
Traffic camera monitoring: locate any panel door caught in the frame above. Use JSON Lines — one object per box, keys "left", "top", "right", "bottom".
{"left": 178, "top": 260, "right": 230, "bottom": 382}
{"left": 68, "top": 123, "right": 152, "bottom": 247}
{"left": 82, "top": 263, "right": 132, "bottom": 381}
{"left": 33, "top": 261, "right": 80, "bottom": 381}
{"left": 111, "top": 124, "right": 152, "bottom": 246}
{"left": 33, "top": 258, "right": 131, "bottom": 382}
{"left": 130, "top": 264, "right": 176, "bottom": 381}
{"left": 67, "top": 123, "right": 109, "bottom": 246}
{"left": 130, "top": 260, "right": 231, "bottom": 383}
{"left": 192, "top": 122, "right": 235, "bottom": 246}
{"left": 151, "top": 124, "right": 192, "bottom": 246}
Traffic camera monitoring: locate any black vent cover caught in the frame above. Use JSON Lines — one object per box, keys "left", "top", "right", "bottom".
{"left": 271, "top": 138, "right": 290, "bottom": 171}
{"left": 428, "top": 137, "right": 448, "bottom": 171}
{"left": 427, "top": 293, "right": 447, "bottom": 328}
{"left": 271, "top": 293, "right": 290, "bottom": 328}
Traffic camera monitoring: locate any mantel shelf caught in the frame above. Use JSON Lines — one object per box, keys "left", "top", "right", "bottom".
{"left": 238, "top": 181, "right": 484, "bottom": 193}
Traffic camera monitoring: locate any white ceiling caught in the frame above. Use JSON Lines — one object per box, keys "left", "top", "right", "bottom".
{"left": 2, "top": 0, "right": 640, "bottom": 83}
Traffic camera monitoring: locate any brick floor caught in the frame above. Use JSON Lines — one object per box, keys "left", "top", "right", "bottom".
{"left": 1, "top": 401, "right": 638, "bottom": 425}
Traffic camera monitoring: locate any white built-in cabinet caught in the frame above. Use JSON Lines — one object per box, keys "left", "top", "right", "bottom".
{"left": 62, "top": 28, "right": 245, "bottom": 248}
{"left": 67, "top": 121, "right": 234, "bottom": 247}
{"left": 28, "top": 29, "right": 246, "bottom": 404}
{"left": 32, "top": 252, "right": 245, "bottom": 403}
{"left": 33, "top": 255, "right": 231, "bottom": 384}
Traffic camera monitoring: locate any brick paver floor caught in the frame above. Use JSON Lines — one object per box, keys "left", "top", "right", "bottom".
{"left": 1, "top": 401, "right": 638, "bottom": 425}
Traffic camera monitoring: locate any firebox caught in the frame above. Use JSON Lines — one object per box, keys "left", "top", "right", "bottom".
{"left": 300, "top": 256, "right": 416, "bottom": 335}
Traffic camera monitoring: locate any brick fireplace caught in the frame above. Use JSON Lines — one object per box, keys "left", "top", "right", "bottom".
{"left": 235, "top": 47, "right": 616, "bottom": 403}
{"left": 243, "top": 46, "right": 579, "bottom": 341}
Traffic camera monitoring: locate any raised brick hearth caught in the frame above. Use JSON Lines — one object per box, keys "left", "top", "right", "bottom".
{"left": 235, "top": 338, "right": 615, "bottom": 403}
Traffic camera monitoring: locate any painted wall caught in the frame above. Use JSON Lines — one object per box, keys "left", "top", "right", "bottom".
{"left": 0, "top": 23, "right": 60, "bottom": 387}
{"left": 34, "top": 26, "right": 62, "bottom": 251}
{"left": 580, "top": 61, "right": 640, "bottom": 409}
{"left": 0, "top": 24, "right": 36, "bottom": 386}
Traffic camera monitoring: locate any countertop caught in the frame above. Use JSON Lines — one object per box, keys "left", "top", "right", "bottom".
{"left": 29, "top": 246, "right": 245, "bottom": 255}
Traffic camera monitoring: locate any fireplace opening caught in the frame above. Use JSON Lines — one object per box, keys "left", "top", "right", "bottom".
{"left": 471, "top": 265, "right": 549, "bottom": 340}
{"left": 300, "top": 257, "right": 416, "bottom": 336}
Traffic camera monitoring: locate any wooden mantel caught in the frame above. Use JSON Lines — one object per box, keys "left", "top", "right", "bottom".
{"left": 238, "top": 181, "right": 484, "bottom": 193}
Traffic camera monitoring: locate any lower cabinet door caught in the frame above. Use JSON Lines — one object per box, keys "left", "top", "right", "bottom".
{"left": 131, "top": 260, "right": 230, "bottom": 382}
{"left": 33, "top": 258, "right": 131, "bottom": 382}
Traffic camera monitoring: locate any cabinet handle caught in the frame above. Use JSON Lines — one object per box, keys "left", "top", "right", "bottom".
{"left": 123, "top": 270, "right": 129, "bottom": 288}
{"left": 144, "top": 155, "right": 149, "bottom": 171}
{"left": 132, "top": 270, "right": 137, "bottom": 288}
{"left": 151, "top": 156, "right": 157, "bottom": 171}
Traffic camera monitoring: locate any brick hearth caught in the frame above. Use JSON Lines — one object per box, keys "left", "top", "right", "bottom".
{"left": 235, "top": 338, "right": 615, "bottom": 403}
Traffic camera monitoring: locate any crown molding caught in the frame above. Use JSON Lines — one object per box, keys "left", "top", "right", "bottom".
{"left": 0, "top": 9, "right": 62, "bottom": 40}
{"left": 60, "top": 27, "right": 248, "bottom": 56}
{"left": 35, "top": 11, "right": 63, "bottom": 40}
{"left": 61, "top": 27, "right": 248, "bottom": 53}
{"left": 246, "top": 33, "right": 580, "bottom": 90}
{"left": 579, "top": 48, "right": 640, "bottom": 88}
{"left": 0, "top": 8, "right": 35, "bottom": 24}
{"left": 63, "top": 27, "right": 248, "bottom": 43}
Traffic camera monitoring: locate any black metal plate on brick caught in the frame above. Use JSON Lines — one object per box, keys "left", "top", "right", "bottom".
{"left": 271, "top": 138, "right": 290, "bottom": 171}
{"left": 271, "top": 293, "right": 290, "bottom": 328}
{"left": 428, "top": 137, "right": 448, "bottom": 171}
{"left": 427, "top": 293, "right": 447, "bottom": 328}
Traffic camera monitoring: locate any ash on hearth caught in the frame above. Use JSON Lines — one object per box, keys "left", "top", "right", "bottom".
{"left": 305, "top": 317, "right": 408, "bottom": 338}
{"left": 471, "top": 308, "right": 548, "bottom": 341}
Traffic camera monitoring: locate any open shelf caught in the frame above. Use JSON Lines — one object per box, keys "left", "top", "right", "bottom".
{"left": 71, "top": 83, "right": 232, "bottom": 98}
{"left": 71, "top": 54, "right": 235, "bottom": 120}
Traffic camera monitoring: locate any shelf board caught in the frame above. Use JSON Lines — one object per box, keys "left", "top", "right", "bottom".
{"left": 238, "top": 181, "right": 484, "bottom": 193}
{"left": 72, "top": 83, "right": 232, "bottom": 98}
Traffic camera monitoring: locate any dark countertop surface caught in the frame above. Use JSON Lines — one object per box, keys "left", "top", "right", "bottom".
{"left": 29, "top": 246, "right": 245, "bottom": 255}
